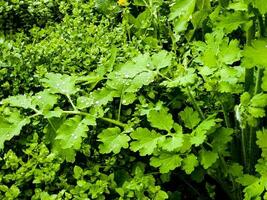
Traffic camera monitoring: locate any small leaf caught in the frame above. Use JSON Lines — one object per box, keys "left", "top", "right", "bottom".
{"left": 228, "top": 163, "right": 243, "bottom": 177}
{"left": 256, "top": 130, "right": 267, "bottom": 149}
{"left": 130, "top": 128, "right": 164, "bottom": 156}
{"left": 200, "top": 150, "right": 218, "bottom": 169}
{"left": 179, "top": 107, "right": 201, "bottom": 129}
{"left": 182, "top": 154, "right": 199, "bottom": 174}
{"left": 98, "top": 127, "right": 130, "bottom": 154}
{"left": 147, "top": 107, "right": 174, "bottom": 131}
{"left": 150, "top": 153, "right": 182, "bottom": 173}
{"left": 190, "top": 118, "right": 218, "bottom": 146}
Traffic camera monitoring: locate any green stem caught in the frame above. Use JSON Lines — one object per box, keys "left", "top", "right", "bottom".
{"left": 244, "top": 69, "right": 254, "bottom": 93}
{"left": 241, "top": 127, "right": 247, "bottom": 171}
{"left": 47, "top": 118, "right": 57, "bottom": 133}
{"left": 186, "top": 87, "right": 205, "bottom": 120}
{"left": 247, "top": 67, "right": 264, "bottom": 172}
{"left": 254, "top": 67, "right": 264, "bottom": 95}
{"left": 66, "top": 95, "right": 77, "bottom": 111}
{"left": 220, "top": 101, "right": 231, "bottom": 128}
{"left": 101, "top": 117, "right": 126, "bottom": 128}
{"left": 61, "top": 110, "right": 127, "bottom": 128}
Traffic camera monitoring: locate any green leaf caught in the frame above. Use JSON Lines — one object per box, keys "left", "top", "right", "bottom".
{"left": 228, "top": 2, "right": 248, "bottom": 11}
{"left": 159, "top": 133, "right": 184, "bottom": 152}
{"left": 242, "top": 39, "right": 267, "bottom": 68}
{"left": 179, "top": 107, "right": 201, "bottom": 129}
{"left": 250, "top": 93, "right": 267, "bottom": 107}
{"left": 55, "top": 116, "right": 89, "bottom": 150}
{"left": 256, "top": 130, "right": 267, "bottom": 149}
{"left": 247, "top": 107, "right": 265, "bottom": 118}
{"left": 151, "top": 51, "right": 172, "bottom": 71}
{"left": 236, "top": 174, "right": 258, "bottom": 186}
{"left": 211, "top": 127, "right": 233, "bottom": 152}
{"left": 162, "top": 68, "right": 197, "bottom": 88}
{"left": 32, "top": 90, "right": 58, "bottom": 111}
{"left": 130, "top": 128, "right": 164, "bottom": 156}
{"left": 0, "top": 111, "right": 30, "bottom": 149}
{"left": 2, "top": 95, "right": 35, "bottom": 110}
{"left": 228, "top": 163, "right": 244, "bottom": 177}
{"left": 182, "top": 154, "right": 199, "bottom": 174}
{"left": 169, "top": 0, "right": 197, "bottom": 32}
{"left": 219, "top": 39, "right": 241, "bottom": 64}
{"left": 252, "top": 0, "right": 267, "bottom": 15}
{"left": 41, "top": 73, "right": 78, "bottom": 95}
{"left": 147, "top": 107, "right": 174, "bottom": 131}
{"left": 190, "top": 118, "right": 218, "bottom": 146}
{"left": 262, "top": 69, "right": 267, "bottom": 91}
{"left": 98, "top": 127, "right": 130, "bottom": 154}
{"left": 77, "top": 88, "right": 116, "bottom": 109}
{"left": 200, "top": 150, "right": 218, "bottom": 169}
{"left": 214, "top": 11, "right": 249, "bottom": 34}
{"left": 150, "top": 153, "right": 182, "bottom": 173}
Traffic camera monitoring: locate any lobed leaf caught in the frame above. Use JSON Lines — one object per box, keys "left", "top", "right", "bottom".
{"left": 98, "top": 127, "right": 130, "bottom": 154}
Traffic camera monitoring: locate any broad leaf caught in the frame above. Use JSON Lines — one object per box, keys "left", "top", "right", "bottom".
{"left": 32, "top": 90, "right": 58, "bottom": 111}
{"left": 130, "top": 128, "right": 164, "bottom": 156}
{"left": 2, "top": 95, "right": 35, "bottom": 110}
{"left": 159, "top": 134, "right": 184, "bottom": 152}
{"left": 55, "top": 116, "right": 89, "bottom": 150}
{"left": 200, "top": 150, "right": 218, "bottom": 169}
{"left": 242, "top": 40, "right": 267, "bottom": 68}
{"left": 182, "top": 154, "right": 199, "bottom": 174}
{"left": 179, "top": 107, "right": 201, "bottom": 129}
{"left": 147, "top": 107, "right": 174, "bottom": 131}
{"left": 150, "top": 153, "right": 182, "bottom": 173}
{"left": 98, "top": 127, "right": 130, "bottom": 154}
{"left": 169, "top": 0, "right": 197, "bottom": 33}
{"left": 250, "top": 93, "right": 267, "bottom": 107}
{"left": 0, "top": 111, "right": 30, "bottom": 149}
{"left": 151, "top": 50, "right": 172, "bottom": 71}
{"left": 41, "top": 73, "right": 78, "bottom": 95}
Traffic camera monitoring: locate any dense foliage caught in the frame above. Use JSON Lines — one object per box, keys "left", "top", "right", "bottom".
{"left": 1, "top": 0, "right": 267, "bottom": 199}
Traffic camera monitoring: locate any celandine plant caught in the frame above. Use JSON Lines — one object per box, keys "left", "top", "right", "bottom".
{"left": 0, "top": 0, "right": 267, "bottom": 199}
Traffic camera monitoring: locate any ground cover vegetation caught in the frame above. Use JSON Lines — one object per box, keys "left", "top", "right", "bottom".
{"left": 0, "top": 0, "right": 267, "bottom": 199}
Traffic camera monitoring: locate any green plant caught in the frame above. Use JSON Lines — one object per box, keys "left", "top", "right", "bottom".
{"left": 1, "top": 0, "right": 267, "bottom": 199}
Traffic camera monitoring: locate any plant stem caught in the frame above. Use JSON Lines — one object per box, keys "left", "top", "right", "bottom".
{"left": 47, "top": 118, "right": 57, "bottom": 133}
{"left": 61, "top": 110, "right": 126, "bottom": 128}
{"left": 241, "top": 127, "right": 247, "bottom": 170}
{"left": 254, "top": 67, "right": 264, "bottom": 95}
{"left": 220, "top": 100, "right": 231, "bottom": 128}
{"left": 186, "top": 87, "right": 205, "bottom": 120}
{"left": 66, "top": 95, "right": 77, "bottom": 111}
